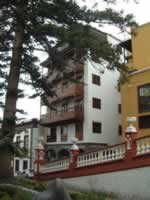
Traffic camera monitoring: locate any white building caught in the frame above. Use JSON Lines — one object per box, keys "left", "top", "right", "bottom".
{"left": 40, "top": 30, "right": 122, "bottom": 160}
{"left": 13, "top": 119, "right": 41, "bottom": 176}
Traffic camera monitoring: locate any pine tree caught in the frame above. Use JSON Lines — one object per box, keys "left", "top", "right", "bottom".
{"left": 0, "top": 0, "right": 136, "bottom": 177}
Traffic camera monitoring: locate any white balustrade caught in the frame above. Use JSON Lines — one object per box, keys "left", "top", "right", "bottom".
{"left": 77, "top": 144, "right": 126, "bottom": 168}
{"left": 136, "top": 136, "right": 150, "bottom": 155}
{"left": 39, "top": 158, "right": 70, "bottom": 174}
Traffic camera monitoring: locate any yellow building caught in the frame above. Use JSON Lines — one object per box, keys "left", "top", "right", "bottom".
{"left": 120, "top": 23, "right": 150, "bottom": 141}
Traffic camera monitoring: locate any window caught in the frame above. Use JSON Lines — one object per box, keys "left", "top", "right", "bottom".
{"left": 75, "top": 123, "right": 83, "bottom": 141}
{"left": 16, "top": 136, "right": 21, "bottom": 147}
{"left": 118, "top": 125, "right": 122, "bottom": 136}
{"left": 92, "top": 74, "right": 100, "bottom": 85}
{"left": 75, "top": 99, "right": 83, "bottom": 110}
{"left": 93, "top": 122, "right": 102, "bottom": 134}
{"left": 118, "top": 104, "right": 121, "bottom": 113}
{"left": 62, "top": 102, "right": 68, "bottom": 112}
{"left": 47, "top": 127, "right": 57, "bottom": 142}
{"left": 138, "top": 83, "right": 150, "bottom": 113}
{"left": 24, "top": 135, "right": 29, "bottom": 149}
{"left": 93, "top": 98, "right": 101, "bottom": 109}
{"left": 23, "top": 160, "right": 28, "bottom": 170}
{"left": 139, "top": 115, "right": 150, "bottom": 129}
{"left": 60, "top": 126, "right": 68, "bottom": 142}
{"left": 15, "top": 160, "right": 19, "bottom": 172}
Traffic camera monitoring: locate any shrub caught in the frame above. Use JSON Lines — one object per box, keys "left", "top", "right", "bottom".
{"left": 0, "top": 185, "right": 32, "bottom": 200}
{"left": 0, "top": 185, "right": 16, "bottom": 196}
{"left": 14, "top": 189, "right": 32, "bottom": 200}
{"left": 15, "top": 177, "right": 47, "bottom": 191}
{"left": 0, "top": 193, "right": 11, "bottom": 200}
{"left": 70, "top": 191, "right": 111, "bottom": 200}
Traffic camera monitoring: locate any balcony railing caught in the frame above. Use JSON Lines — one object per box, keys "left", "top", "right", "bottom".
{"left": 40, "top": 108, "right": 83, "bottom": 126}
{"left": 39, "top": 158, "right": 70, "bottom": 173}
{"left": 77, "top": 143, "right": 126, "bottom": 168}
{"left": 47, "top": 83, "right": 84, "bottom": 104}
{"left": 136, "top": 136, "right": 150, "bottom": 155}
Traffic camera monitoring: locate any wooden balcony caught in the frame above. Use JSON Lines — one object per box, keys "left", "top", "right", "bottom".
{"left": 48, "top": 84, "right": 84, "bottom": 104}
{"left": 40, "top": 109, "right": 83, "bottom": 126}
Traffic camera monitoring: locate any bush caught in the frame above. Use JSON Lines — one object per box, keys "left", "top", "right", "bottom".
{"left": 14, "top": 189, "right": 32, "bottom": 200}
{"left": 15, "top": 177, "right": 47, "bottom": 191}
{"left": 70, "top": 191, "right": 112, "bottom": 200}
{"left": 0, "top": 193, "right": 11, "bottom": 200}
{"left": 0, "top": 185, "right": 16, "bottom": 196}
{"left": 0, "top": 185, "right": 32, "bottom": 200}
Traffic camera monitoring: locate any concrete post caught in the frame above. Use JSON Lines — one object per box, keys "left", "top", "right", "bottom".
{"left": 69, "top": 138, "right": 80, "bottom": 172}
{"left": 34, "top": 136, "right": 45, "bottom": 176}
{"left": 125, "top": 117, "right": 137, "bottom": 158}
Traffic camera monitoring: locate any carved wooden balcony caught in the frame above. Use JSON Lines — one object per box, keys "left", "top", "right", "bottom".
{"left": 47, "top": 83, "right": 84, "bottom": 104}
{"left": 40, "top": 109, "right": 83, "bottom": 126}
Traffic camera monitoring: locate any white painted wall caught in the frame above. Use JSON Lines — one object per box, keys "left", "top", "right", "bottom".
{"left": 83, "top": 59, "right": 121, "bottom": 145}
{"left": 13, "top": 126, "right": 40, "bottom": 176}
{"left": 63, "top": 166, "right": 150, "bottom": 200}
{"left": 47, "top": 123, "right": 76, "bottom": 144}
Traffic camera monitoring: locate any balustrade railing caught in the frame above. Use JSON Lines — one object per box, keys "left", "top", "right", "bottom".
{"left": 77, "top": 144, "right": 126, "bottom": 168}
{"left": 39, "top": 158, "right": 70, "bottom": 174}
{"left": 136, "top": 136, "right": 150, "bottom": 155}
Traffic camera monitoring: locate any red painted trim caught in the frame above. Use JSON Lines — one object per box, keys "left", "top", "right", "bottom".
{"left": 35, "top": 153, "right": 150, "bottom": 181}
{"left": 34, "top": 137, "right": 150, "bottom": 181}
{"left": 136, "top": 135, "right": 150, "bottom": 140}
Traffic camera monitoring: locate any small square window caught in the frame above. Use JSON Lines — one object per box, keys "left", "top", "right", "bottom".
{"left": 93, "top": 98, "right": 101, "bottom": 109}
{"left": 92, "top": 74, "right": 100, "bottom": 85}
{"left": 93, "top": 122, "right": 102, "bottom": 134}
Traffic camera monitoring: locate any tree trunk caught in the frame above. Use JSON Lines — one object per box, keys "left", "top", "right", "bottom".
{"left": 0, "top": 1, "right": 25, "bottom": 178}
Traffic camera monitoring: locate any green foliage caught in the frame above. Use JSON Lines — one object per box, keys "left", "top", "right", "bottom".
{"left": 0, "top": 194, "right": 11, "bottom": 200}
{"left": 15, "top": 177, "right": 47, "bottom": 191}
{"left": 0, "top": 185, "right": 16, "bottom": 196}
{"left": 14, "top": 190, "right": 32, "bottom": 200}
{"left": 0, "top": 0, "right": 137, "bottom": 153}
{"left": 70, "top": 191, "right": 114, "bottom": 200}
{"left": 0, "top": 185, "right": 32, "bottom": 200}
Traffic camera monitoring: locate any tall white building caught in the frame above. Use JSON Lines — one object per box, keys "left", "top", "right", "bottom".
{"left": 40, "top": 31, "right": 122, "bottom": 160}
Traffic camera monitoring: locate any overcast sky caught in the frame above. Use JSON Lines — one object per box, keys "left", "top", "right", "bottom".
{"left": 3, "top": 0, "right": 150, "bottom": 121}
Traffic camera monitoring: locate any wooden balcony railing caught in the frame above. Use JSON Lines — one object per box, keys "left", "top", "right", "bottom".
{"left": 40, "top": 109, "right": 83, "bottom": 126}
{"left": 47, "top": 83, "right": 84, "bottom": 104}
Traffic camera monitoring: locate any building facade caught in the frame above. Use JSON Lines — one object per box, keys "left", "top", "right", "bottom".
{"left": 13, "top": 119, "right": 41, "bottom": 176}
{"left": 120, "top": 23, "right": 150, "bottom": 141}
{"left": 40, "top": 31, "right": 122, "bottom": 160}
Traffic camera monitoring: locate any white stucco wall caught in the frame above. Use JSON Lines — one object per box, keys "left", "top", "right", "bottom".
{"left": 83, "top": 59, "right": 121, "bottom": 145}
{"left": 64, "top": 166, "right": 150, "bottom": 200}
{"left": 13, "top": 126, "right": 40, "bottom": 176}
{"left": 48, "top": 123, "right": 76, "bottom": 144}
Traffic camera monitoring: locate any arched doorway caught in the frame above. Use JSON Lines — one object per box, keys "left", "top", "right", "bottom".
{"left": 58, "top": 149, "right": 70, "bottom": 159}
